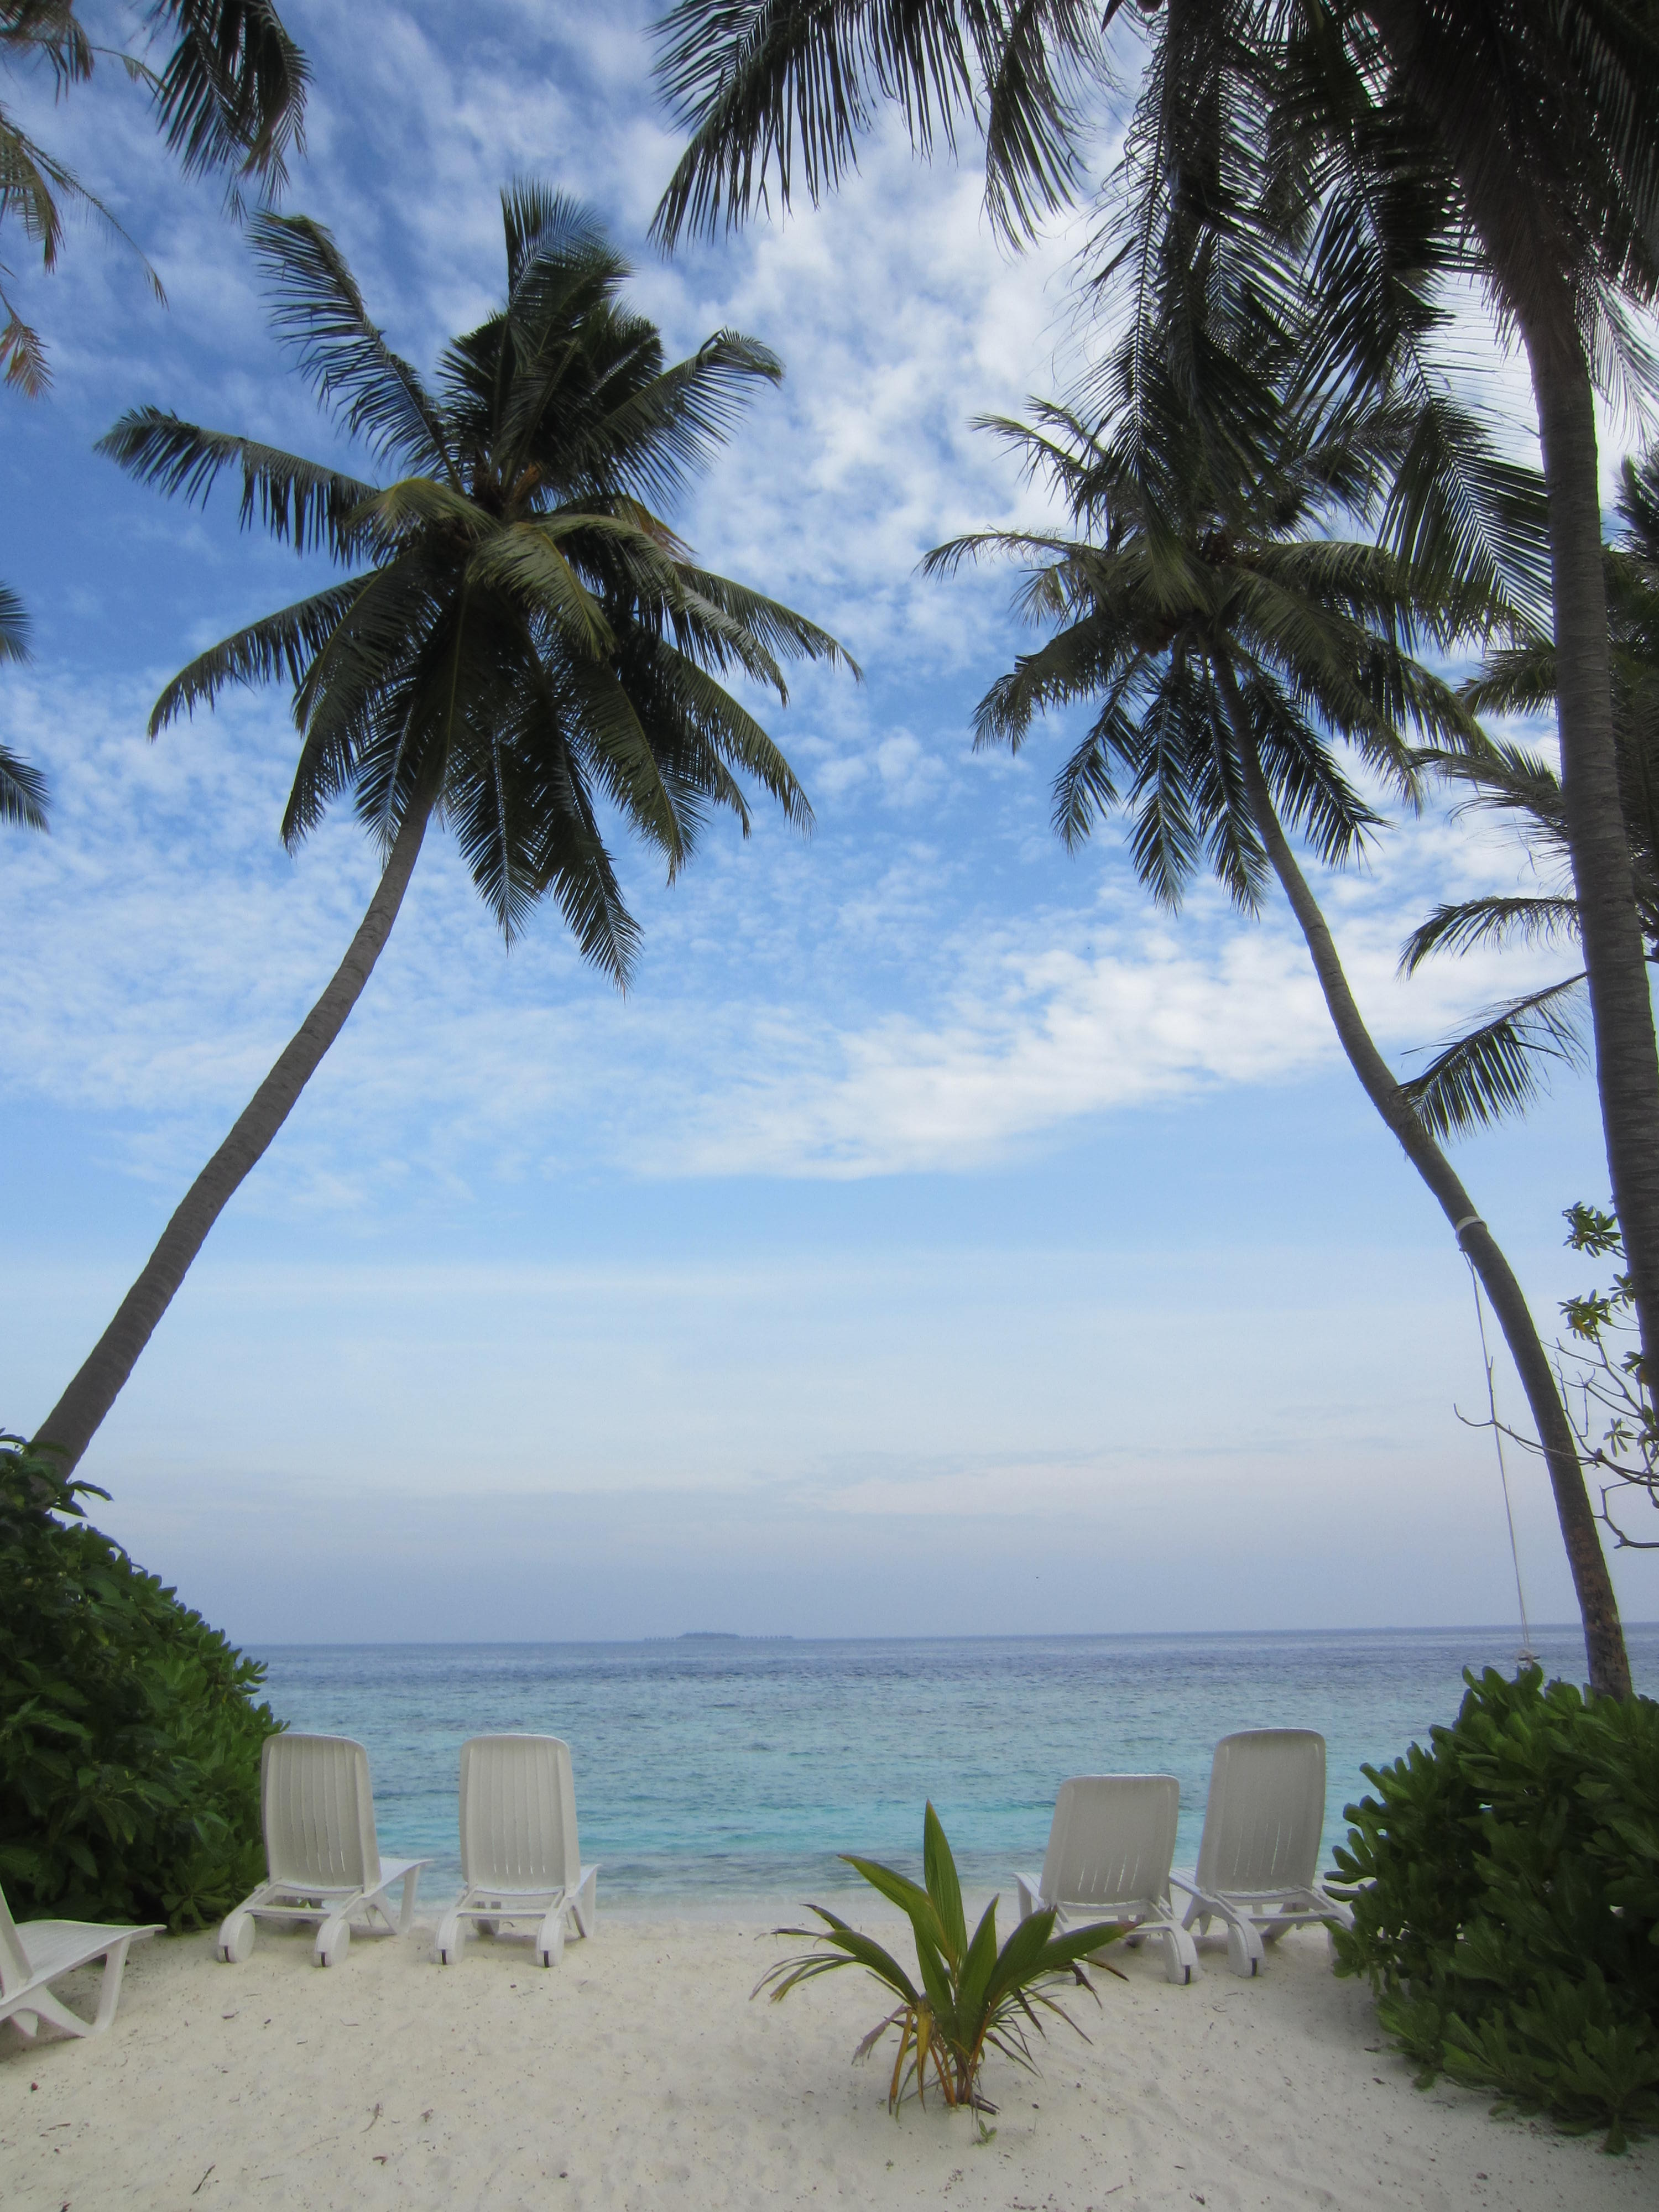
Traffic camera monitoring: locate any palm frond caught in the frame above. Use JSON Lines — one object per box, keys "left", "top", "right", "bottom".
{"left": 145, "top": 0, "right": 309, "bottom": 190}
{"left": 1402, "top": 975, "right": 1591, "bottom": 1141}
{"left": 250, "top": 213, "right": 453, "bottom": 476}
{"left": 0, "top": 738, "right": 48, "bottom": 830}
{"left": 97, "top": 408, "right": 377, "bottom": 557}
{"left": 1399, "top": 894, "right": 1581, "bottom": 975}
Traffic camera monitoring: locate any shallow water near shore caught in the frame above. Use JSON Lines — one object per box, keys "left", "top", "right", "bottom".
{"left": 254, "top": 1622, "right": 1659, "bottom": 1909}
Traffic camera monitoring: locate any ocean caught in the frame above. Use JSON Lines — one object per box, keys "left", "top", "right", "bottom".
{"left": 253, "top": 1621, "right": 1659, "bottom": 1911}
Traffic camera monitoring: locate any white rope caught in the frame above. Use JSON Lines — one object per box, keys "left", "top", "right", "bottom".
{"left": 1464, "top": 1252, "right": 1538, "bottom": 1668}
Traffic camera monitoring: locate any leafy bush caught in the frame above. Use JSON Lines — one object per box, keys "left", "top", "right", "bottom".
{"left": 0, "top": 1432, "right": 280, "bottom": 1929}
{"left": 1332, "top": 1666, "right": 1659, "bottom": 2152}
{"left": 756, "top": 1801, "right": 1120, "bottom": 2126}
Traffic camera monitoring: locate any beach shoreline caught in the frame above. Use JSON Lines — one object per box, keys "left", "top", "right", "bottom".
{"left": 2, "top": 1910, "right": 1647, "bottom": 2211}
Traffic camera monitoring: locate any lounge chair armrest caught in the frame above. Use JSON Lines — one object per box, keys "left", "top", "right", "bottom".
{"left": 1014, "top": 1873, "right": 1045, "bottom": 1922}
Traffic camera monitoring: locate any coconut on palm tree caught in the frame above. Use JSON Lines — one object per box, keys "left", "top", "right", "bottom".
{"left": 33, "top": 184, "right": 853, "bottom": 1476}
{"left": 648, "top": 0, "right": 1659, "bottom": 1453}
{"left": 924, "top": 302, "right": 1630, "bottom": 1691}
{"left": 1401, "top": 448, "right": 1659, "bottom": 1140}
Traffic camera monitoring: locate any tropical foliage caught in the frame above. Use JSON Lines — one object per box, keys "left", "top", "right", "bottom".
{"left": 33, "top": 184, "right": 851, "bottom": 1478}
{"left": 1400, "top": 449, "right": 1659, "bottom": 1141}
{"left": 0, "top": 1, "right": 307, "bottom": 392}
{"left": 0, "top": 1431, "right": 279, "bottom": 1928}
{"left": 756, "top": 1801, "right": 1119, "bottom": 2120}
{"left": 1332, "top": 1667, "right": 1659, "bottom": 2154}
{"left": 1557, "top": 1203, "right": 1658, "bottom": 1550}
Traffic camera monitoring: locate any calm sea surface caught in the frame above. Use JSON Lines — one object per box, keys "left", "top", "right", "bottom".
{"left": 252, "top": 1624, "right": 1659, "bottom": 1911}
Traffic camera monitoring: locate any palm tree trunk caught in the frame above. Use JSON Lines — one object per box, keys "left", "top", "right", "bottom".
{"left": 1216, "top": 672, "right": 1630, "bottom": 1696}
{"left": 33, "top": 797, "right": 433, "bottom": 1475}
{"left": 1364, "top": 0, "right": 1659, "bottom": 1473}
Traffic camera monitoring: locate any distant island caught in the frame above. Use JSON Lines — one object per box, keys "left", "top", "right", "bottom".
{"left": 678, "top": 1631, "right": 794, "bottom": 1641}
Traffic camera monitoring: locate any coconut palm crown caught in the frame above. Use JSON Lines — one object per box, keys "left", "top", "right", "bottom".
{"left": 928, "top": 298, "right": 1629, "bottom": 1694}
{"left": 99, "top": 185, "right": 849, "bottom": 980}
{"left": 36, "top": 184, "right": 851, "bottom": 1478}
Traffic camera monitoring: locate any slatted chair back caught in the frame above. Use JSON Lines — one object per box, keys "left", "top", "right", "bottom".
{"left": 459, "top": 1735, "right": 581, "bottom": 1893}
{"left": 1039, "top": 1775, "right": 1180, "bottom": 1909}
{"left": 262, "top": 1734, "right": 381, "bottom": 1891}
{"left": 1193, "top": 1729, "right": 1327, "bottom": 1893}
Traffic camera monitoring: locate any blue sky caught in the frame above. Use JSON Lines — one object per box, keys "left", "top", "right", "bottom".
{"left": 3, "top": 0, "right": 1653, "bottom": 1644}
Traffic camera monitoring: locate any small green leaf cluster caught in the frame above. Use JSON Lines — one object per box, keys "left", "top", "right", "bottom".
{"left": 0, "top": 1432, "right": 280, "bottom": 1930}
{"left": 755, "top": 1801, "right": 1120, "bottom": 2119}
{"left": 1332, "top": 1666, "right": 1659, "bottom": 2153}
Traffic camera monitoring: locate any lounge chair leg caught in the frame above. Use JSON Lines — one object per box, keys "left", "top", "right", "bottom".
{"left": 435, "top": 1907, "right": 462, "bottom": 1965}
{"left": 397, "top": 1865, "right": 422, "bottom": 1937}
{"left": 315, "top": 1914, "right": 351, "bottom": 1968}
{"left": 90, "top": 1941, "right": 134, "bottom": 2033}
{"left": 570, "top": 1867, "right": 597, "bottom": 1939}
{"left": 9, "top": 2009, "right": 39, "bottom": 2039}
{"left": 1225, "top": 1920, "right": 1262, "bottom": 1978}
{"left": 217, "top": 1911, "right": 255, "bottom": 1964}
{"left": 536, "top": 1908, "right": 565, "bottom": 1969}
{"left": 1162, "top": 1926, "right": 1199, "bottom": 1986}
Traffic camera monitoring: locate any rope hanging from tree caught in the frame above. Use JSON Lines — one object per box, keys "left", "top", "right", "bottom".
{"left": 1455, "top": 1216, "right": 1538, "bottom": 1668}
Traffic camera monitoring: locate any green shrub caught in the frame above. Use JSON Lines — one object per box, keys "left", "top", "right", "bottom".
{"left": 0, "top": 1431, "right": 280, "bottom": 1930}
{"left": 1332, "top": 1666, "right": 1659, "bottom": 2152}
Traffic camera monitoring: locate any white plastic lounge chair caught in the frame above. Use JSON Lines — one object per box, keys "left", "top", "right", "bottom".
{"left": 435, "top": 1734, "right": 598, "bottom": 1968}
{"left": 217, "top": 1733, "right": 430, "bottom": 1968}
{"left": 1170, "top": 1728, "right": 1355, "bottom": 1978}
{"left": 1014, "top": 1775, "right": 1199, "bottom": 1985}
{"left": 1, "top": 1881, "right": 160, "bottom": 2041}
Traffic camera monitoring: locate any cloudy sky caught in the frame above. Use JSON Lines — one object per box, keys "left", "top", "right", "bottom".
{"left": 3, "top": 1, "right": 1653, "bottom": 1645}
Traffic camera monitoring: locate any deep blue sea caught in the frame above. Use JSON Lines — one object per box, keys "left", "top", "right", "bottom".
{"left": 252, "top": 1623, "right": 1659, "bottom": 1911}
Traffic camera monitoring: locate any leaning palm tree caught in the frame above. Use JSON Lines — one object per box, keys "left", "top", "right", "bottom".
{"left": 33, "top": 185, "right": 852, "bottom": 1475}
{"left": 927, "top": 330, "right": 1630, "bottom": 1691}
{"left": 1401, "top": 448, "right": 1659, "bottom": 1139}
{"left": 0, "top": 578, "right": 46, "bottom": 828}
{"left": 649, "top": 0, "right": 1659, "bottom": 1477}
{"left": 1, "top": 1, "right": 307, "bottom": 392}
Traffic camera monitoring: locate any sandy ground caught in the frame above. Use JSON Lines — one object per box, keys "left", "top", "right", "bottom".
{"left": 1, "top": 1909, "right": 1650, "bottom": 2212}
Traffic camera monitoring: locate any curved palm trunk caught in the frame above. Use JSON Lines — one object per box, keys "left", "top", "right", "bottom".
{"left": 1364, "top": 0, "right": 1659, "bottom": 1471}
{"left": 1215, "top": 670, "right": 1630, "bottom": 1697}
{"left": 33, "top": 798, "right": 433, "bottom": 1475}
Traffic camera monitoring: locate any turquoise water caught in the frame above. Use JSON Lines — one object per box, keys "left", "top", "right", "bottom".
{"left": 253, "top": 1623, "right": 1659, "bottom": 1911}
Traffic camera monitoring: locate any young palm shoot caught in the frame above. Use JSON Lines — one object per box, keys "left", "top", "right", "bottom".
{"left": 928, "top": 290, "right": 1630, "bottom": 1694}
{"left": 756, "top": 1802, "right": 1120, "bottom": 2122}
{"left": 34, "top": 185, "right": 852, "bottom": 1475}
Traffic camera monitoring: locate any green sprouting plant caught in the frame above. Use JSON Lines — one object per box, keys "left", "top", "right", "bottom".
{"left": 1332, "top": 1667, "right": 1659, "bottom": 2153}
{"left": 0, "top": 1430, "right": 280, "bottom": 1928}
{"left": 755, "top": 1802, "right": 1121, "bottom": 2124}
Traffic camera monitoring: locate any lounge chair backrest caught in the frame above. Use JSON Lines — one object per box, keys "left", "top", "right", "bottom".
{"left": 262, "top": 1733, "right": 381, "bottom": 1891}
{"left": 459, "top": 1735, "right": 580, "bottom": 1891}
{"left": 1040, "top": 1775, "right": 1180, "bottom": 1908}
{"left": 1194, "top": 1729, "right": 1326, "bottom": 1892}
{"left": 0, "top": 1883, "right": 32, "bottom": 1996}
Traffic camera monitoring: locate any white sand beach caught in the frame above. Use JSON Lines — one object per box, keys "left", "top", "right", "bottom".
{"left": 1, "top": 1911, "right": 1648, "bottom": 2212}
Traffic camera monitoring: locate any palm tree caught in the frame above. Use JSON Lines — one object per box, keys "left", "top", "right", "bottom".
{"left": 33, "top": 185, "right": 852, "bottom": 1477}
{"left": 1, "top": 1, "right": 307, "bottom": 392}
{"left": 0, "top": 578, "right": 46, "bottom": 828}
{"left": 1400, "top": 449, "right": 1659, "bottom": 1141}
{"left": 647, "top": 0, "right": 1659, "bottom": 1459}
{"left": 924, "top": 327, "right": 1630, "bottom": 1690}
